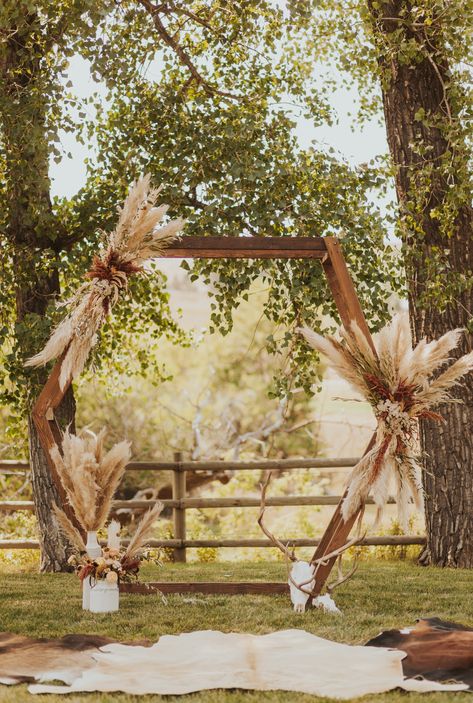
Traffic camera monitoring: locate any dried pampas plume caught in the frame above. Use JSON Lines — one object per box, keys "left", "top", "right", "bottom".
{"left": 51, "top": 428, "right": 131, "bottom": 532}
{"left": 25, "top": 175, "right": 185, "bottom": 389}
{"left": 125, "top": 501, "right": 164, "bottom": 559}
{"left": 53, "top": 504, "right": 86, "bottom": 552}
{"left": 299, "top": 314, "right": 473, "bottom": 529}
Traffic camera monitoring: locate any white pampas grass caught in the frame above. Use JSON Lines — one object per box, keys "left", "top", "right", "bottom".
{"left": 300, "top": 313, "right": 473, "bottom": 528}
{"left": 50, "top": 428, "right": 131, "bottom": 531}
{"left": 25, "top": 175, "right": 185, "bottom": 388}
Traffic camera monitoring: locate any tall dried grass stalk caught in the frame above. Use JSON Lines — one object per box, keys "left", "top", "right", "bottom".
{"left": 299, "top": 313, "right": 473, "bottom": 528}
{"left": 52, "top": 504, "right": 86, "bottom": 552}
{"left": 125, "top": 501, "right": 164, "bottom": 558}
{"left": 50, "top": 428, "right": 131, "bottom": 531}
{"left": 25, "top": 175, "right": 185, "bottom": 388}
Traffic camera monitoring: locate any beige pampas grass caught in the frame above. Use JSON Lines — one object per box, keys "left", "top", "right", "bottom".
{"left": 52, "top": 504, "right": 86, "bottom": 552}
{"left": 125, "top": 501, "right": 164, "bottom": 559}
{"left": 300, "top": 313, "right": 473, "bottom": 528}
{"left": 25, "top": 175, "right": 185, "bottom": 389}
{"left": 51, "top": 428, "right": 131, "bottom": 531}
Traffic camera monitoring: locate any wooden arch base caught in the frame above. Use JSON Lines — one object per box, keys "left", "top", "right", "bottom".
{"left": 32, "top": 235, "right": 375, "bottom": 596}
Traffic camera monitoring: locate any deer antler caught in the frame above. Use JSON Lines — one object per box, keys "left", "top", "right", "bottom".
{"left": 258, "top": 472, "right": 297, "bottom": 563}
{"left": 258, "top": 472, "right": 364, "bottom": 607}
{"left": 326, "top": 554, "right": 359, "bottom": 596}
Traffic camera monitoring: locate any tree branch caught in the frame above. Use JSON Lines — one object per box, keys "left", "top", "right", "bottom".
{"left": 137, "top": 0, "right": 240, "bottom": 100}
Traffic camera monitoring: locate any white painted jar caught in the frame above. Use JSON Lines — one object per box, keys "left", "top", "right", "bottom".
{"left": 89, "top": 581, "right": 119, "bottom": 613}
{"left": 85, "top": 531, "right": 102, "bottom": 559}
{"left": 82, "top": 576, "right": 92, "bottom": 610}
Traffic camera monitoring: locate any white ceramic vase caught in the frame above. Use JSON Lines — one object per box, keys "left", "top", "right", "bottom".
{"left": 82, "top": 576, "right": 92, "bottom": 610}
{"left": 89, "top": 581, "right": 119, "bottom": 613}
{"left": 86, "top": 531, "right": 102, "bottom": 559}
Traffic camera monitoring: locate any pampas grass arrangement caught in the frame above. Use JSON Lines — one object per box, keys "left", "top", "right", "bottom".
{"left": 25, "top": 175, "right": 185, "bottom": 388}
{"left": 50, "top": 428, "right": 131, "bottom": 531}
{"left": 124, "top": 501, "right": 164, "bottom": 560}
{"left": 53, "top": 501, "right": 164, "bottom": 564}
{"left": 52, "top": 504, "right": 86, "bottom": 552}
{"left": 300, "top": 314, "right": 473, "bottom": 528}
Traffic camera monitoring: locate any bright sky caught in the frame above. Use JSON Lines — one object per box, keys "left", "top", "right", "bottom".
{"left": 49, "top": 56, "right": 390, "bottom": 199}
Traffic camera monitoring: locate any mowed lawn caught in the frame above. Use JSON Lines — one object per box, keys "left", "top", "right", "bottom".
{"left": 0, "top": 559, "right": 473, "bottom": 703}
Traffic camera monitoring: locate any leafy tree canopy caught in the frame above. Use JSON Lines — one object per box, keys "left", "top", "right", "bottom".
{"left": 0, "top": 0, "right": 402, "bottom": 446}
{"left": 301, "top": 0, "right": 473, "bottom": 317}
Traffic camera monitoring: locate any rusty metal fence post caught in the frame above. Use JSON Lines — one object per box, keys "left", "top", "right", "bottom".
{"left": 172, "top": 451, "right": 187, "bottom": 562}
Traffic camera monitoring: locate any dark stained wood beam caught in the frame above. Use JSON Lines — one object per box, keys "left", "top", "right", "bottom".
{"left": 120, "top": 581, "right": 289, "bottom": 595}
{"left": 163, "top": 236, "right": 327, "bottom": 258}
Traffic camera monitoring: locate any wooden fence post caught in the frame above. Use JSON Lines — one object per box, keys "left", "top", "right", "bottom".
{"left": 172, "top": 451, "right": 187, "bottom": 562}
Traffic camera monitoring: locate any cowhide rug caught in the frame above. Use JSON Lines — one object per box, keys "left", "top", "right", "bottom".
{"left": 0, "top": 629, "right": 465, "bottom": 698}
{"left": 0, "top": 632, "right": 149, "bottom": 686}
{"left": 367, "top": 617, "right": 473, "bottom": 689}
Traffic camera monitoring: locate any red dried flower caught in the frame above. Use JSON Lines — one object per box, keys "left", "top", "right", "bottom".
{"left": 86, "top": 249, "right": 143, "bottom": 282}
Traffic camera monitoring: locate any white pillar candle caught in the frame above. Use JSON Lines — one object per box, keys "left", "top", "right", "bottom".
{"left": 107, "top": 520, "right": 121, "bottom": 550}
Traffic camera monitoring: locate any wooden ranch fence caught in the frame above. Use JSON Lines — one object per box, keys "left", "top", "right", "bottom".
{"left": 0, "top": 453, "right": 426, "bottom": 560}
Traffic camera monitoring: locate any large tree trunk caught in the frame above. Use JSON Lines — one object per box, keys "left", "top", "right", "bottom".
{"left": 2, "top": 10, "right": 75, "bottom": 571}
{"left": 16, "top": 267, "right": 76, "bottom": 571}
{"left": 28, "top": 388, "right": 76, "bottom": 572}
{"left": 368, "top": 2, "right": 473, "bottom": 565}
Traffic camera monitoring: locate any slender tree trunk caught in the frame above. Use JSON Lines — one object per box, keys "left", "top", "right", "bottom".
{"left": 368, "top": 2, "right": 473, "bottom": 565}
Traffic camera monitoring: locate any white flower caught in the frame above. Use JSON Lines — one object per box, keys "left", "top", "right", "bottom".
{"left": 375, "top": 400, "right": 412, "bottom": 435}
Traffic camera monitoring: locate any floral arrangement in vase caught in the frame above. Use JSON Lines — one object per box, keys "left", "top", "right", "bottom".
{"left": 52, "top": 428, "right": 164, "bottom": 612}
{"left": 69, "top": 544, "right": 161, "bottom": 586}
{"left": 61, "top": 505, "right": 163, "bottom": 613}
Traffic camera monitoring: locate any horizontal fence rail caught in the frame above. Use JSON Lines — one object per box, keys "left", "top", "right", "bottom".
{"left": 0, "top": 457, "right": 360, "bottom": 473}
{"left": 0, "top": 536, "right": 426, "bottom": 550}
{"left": 0, "top": 454, "right": 425, "bottom": 558}
{"left": 0, "top": 496, "right": 399, "bottom": 512}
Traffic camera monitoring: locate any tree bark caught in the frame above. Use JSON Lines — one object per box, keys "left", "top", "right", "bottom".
{"left": 1, "top": 9, "right": 75, "bottom": 571}
{"left": 16, "top": 267, "right": 76, "bottom": 572}
{"left": 368, "top": 2, "right": 473, "bottom": 565}
{"left": 28, "top": 387, "right": 76, "bottom": 572}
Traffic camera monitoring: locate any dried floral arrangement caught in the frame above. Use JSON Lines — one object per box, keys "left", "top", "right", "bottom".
{"left": 299, "top": 314, "right": 473, "bottom": 528}
{"left": 51, "top": 428, "right": 131, "bottom": 537}
{"left": 25, "top": 174, "right": 185, "bottom": 389}
{"left": 52, "top": 427, "right": 165, "bottom": 583}
{"left": 67, "top": 503, "right": 164, "bottom": 585}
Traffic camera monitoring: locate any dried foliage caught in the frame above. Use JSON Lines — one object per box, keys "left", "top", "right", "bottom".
{"left": 50, "top": 429, "right": 131, "bottom": 531}
{"left": 300, "top": 314, "right": 473, "bottom": 528}
{"left": 25, "top": 175, "right": 185, "bottom": 388}
{"left": 125, "top": 501, "right": 164, "bottom": 559}
{"left": 52, "top": 505, "right": 86, "bottom": 552}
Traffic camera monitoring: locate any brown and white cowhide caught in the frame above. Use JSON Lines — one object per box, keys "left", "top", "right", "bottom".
{"left": 0, "top": 627, "right": 469, "bottom": 698}
{"left": 0, "top": 632, "right": 149, "bottom": 686}
{"left": 366, "top": 617, "right": 473, "bottom": 689}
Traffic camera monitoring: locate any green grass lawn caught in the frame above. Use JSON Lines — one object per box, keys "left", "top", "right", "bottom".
{"left": 0, "top": 559, "right": 472, "bottom": 703}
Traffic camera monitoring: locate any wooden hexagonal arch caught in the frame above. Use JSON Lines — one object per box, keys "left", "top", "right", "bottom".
{"left": 32, "top": 235, "right": 376, "bottom": 596}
